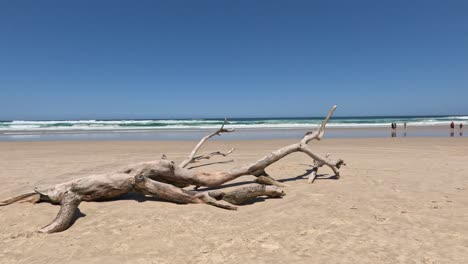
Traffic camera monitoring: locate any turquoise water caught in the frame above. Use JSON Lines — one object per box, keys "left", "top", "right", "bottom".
{"left": 0, "top": 116, "right": 467, "bottom": 132}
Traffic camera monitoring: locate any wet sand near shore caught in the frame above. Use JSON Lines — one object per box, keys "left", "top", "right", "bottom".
{"left": 0, "top": 125, "right": 464, "bottom": 141}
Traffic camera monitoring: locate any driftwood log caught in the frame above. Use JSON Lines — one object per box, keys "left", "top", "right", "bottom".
{"left": 0, "top": 106, "right": 344, "bottom": 233}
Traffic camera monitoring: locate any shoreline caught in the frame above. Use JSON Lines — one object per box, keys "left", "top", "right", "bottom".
{"left": 0, "top": 125, "right": 464, "bottom": 141}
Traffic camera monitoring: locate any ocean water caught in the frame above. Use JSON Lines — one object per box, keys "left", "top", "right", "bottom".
{"left": 0, "top": 115, "right": 467, "bottom": 132}
{"left": 0, "top": 116, "right": 466, "bottom": 141}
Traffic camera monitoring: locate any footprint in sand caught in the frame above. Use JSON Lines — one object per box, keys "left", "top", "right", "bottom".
{"left": 9, "top": 231, "right": 35, "bottom": 239}
{"left": 260, "top": 243, "right": 280, "bottom": 251}
{"left": 374, "top": 215, "right": 387, "bottom": 222}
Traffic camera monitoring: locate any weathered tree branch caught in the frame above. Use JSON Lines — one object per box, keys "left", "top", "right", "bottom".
{"left": 208, "top": 184, "right": 285, "bottom": 205}
{"left": 192, "top": 148, "right": 235, "bottom": 162}
{"left": 143, "top": 105, "right": 344, "bottom": 188}
{"left": 179, "top": 118, "right": 235, "bottom": 168}
{"left": 309, "top": 153, "right": 329, "bottom": 183}
{"left": 255, "top": 175, "right": 287, "bottom": 187}
{"left": 39, "top": 191, "right": 82, "bottom": 233}
{"left": 0, "top": 192, "right": 40, "bottom": 206}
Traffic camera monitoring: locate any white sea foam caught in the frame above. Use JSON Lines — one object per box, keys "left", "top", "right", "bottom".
{"left": 1, "top": 118, "right": 467, "bottom": 132}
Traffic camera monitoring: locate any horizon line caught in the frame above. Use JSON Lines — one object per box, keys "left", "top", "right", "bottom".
{"left": 1, "top": 114, "right": 467, "bottom": 122}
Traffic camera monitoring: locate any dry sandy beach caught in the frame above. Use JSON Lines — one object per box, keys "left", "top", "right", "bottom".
{"left": 0, "top": 138, "right": 467, "bottom": 263}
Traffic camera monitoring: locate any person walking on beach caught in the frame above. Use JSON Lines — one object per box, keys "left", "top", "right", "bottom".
{"left": 460, "top": 123, "right": 464, "bottom": 136}
{"left": 404, "top": 122, "right": 407, "bottom": 130}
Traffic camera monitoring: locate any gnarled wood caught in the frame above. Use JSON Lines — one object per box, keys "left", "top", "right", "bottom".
{"left": 135, "top": 105, "right": 344, "bottom": 188}
{"left": 192, "top": 148, "right": 235, "bottom": 163}
{"left": 306, "top": 153, "right": 345, "bottom": 183}
{"left": 179, "top": 118, "right": 235, "bottom": 168}
{"left": 208, "top": 184, "right": 285, "bottom": 205}
{"left": 0, "top": 192, "right": 41, "bottom": 206}
{"left": 255, "top": 176, "right": 287, "bottom": 187}
{"left": 39, "top": 191, "right": 82, "bottom": 233}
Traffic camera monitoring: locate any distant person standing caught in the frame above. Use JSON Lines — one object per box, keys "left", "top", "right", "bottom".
{"left": 391, "top": 122, "right": 397, "bottom": 137}
{"left": 404, "top": 122, "right": 407, "bottom": 130}
{"left": 460, "top": 123, "right": 464, "bottom": 136}
{"left": 450, "top": 121, "right": 455, "bottom": 137}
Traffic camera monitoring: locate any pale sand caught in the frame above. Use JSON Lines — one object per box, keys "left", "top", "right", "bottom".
{"left": 0, "top": 138, "right": 467, "bottom": 263}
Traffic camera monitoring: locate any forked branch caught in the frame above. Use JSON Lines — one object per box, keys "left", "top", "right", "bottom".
{"left": 144, "top": 105, "right": 345, "bottom": 188}
{"left": 193, "top": 148, "right": 235, "bottom": 161}
{"left": 179, "top": 118, "right": 235, "bottom": 168}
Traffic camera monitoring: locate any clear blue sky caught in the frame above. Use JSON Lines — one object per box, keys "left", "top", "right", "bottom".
{"left": 1, "top": 0, "right": 467, "bottom": 120}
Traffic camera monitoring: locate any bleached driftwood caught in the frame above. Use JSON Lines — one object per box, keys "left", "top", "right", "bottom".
{"left": 0, "top": 106, "right": 344, "bottom": 233}
{"left": 307, "top": 153, "right": 345, "bottom": 183}
{"left": 179, "top": 118, "right": 235, "bottom": 168}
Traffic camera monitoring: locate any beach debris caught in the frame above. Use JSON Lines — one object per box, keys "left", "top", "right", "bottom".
{"left": 179, "top": 118, "right": 235, "bottom": 168}
{"left": 0, "top": 106, "right": 344, "bottom": 233}
{"left": 255, "top": 175, "right": 287, "bottom": 187}
{"left": 308, "top": 153, "right": 345, "bottom": 183}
